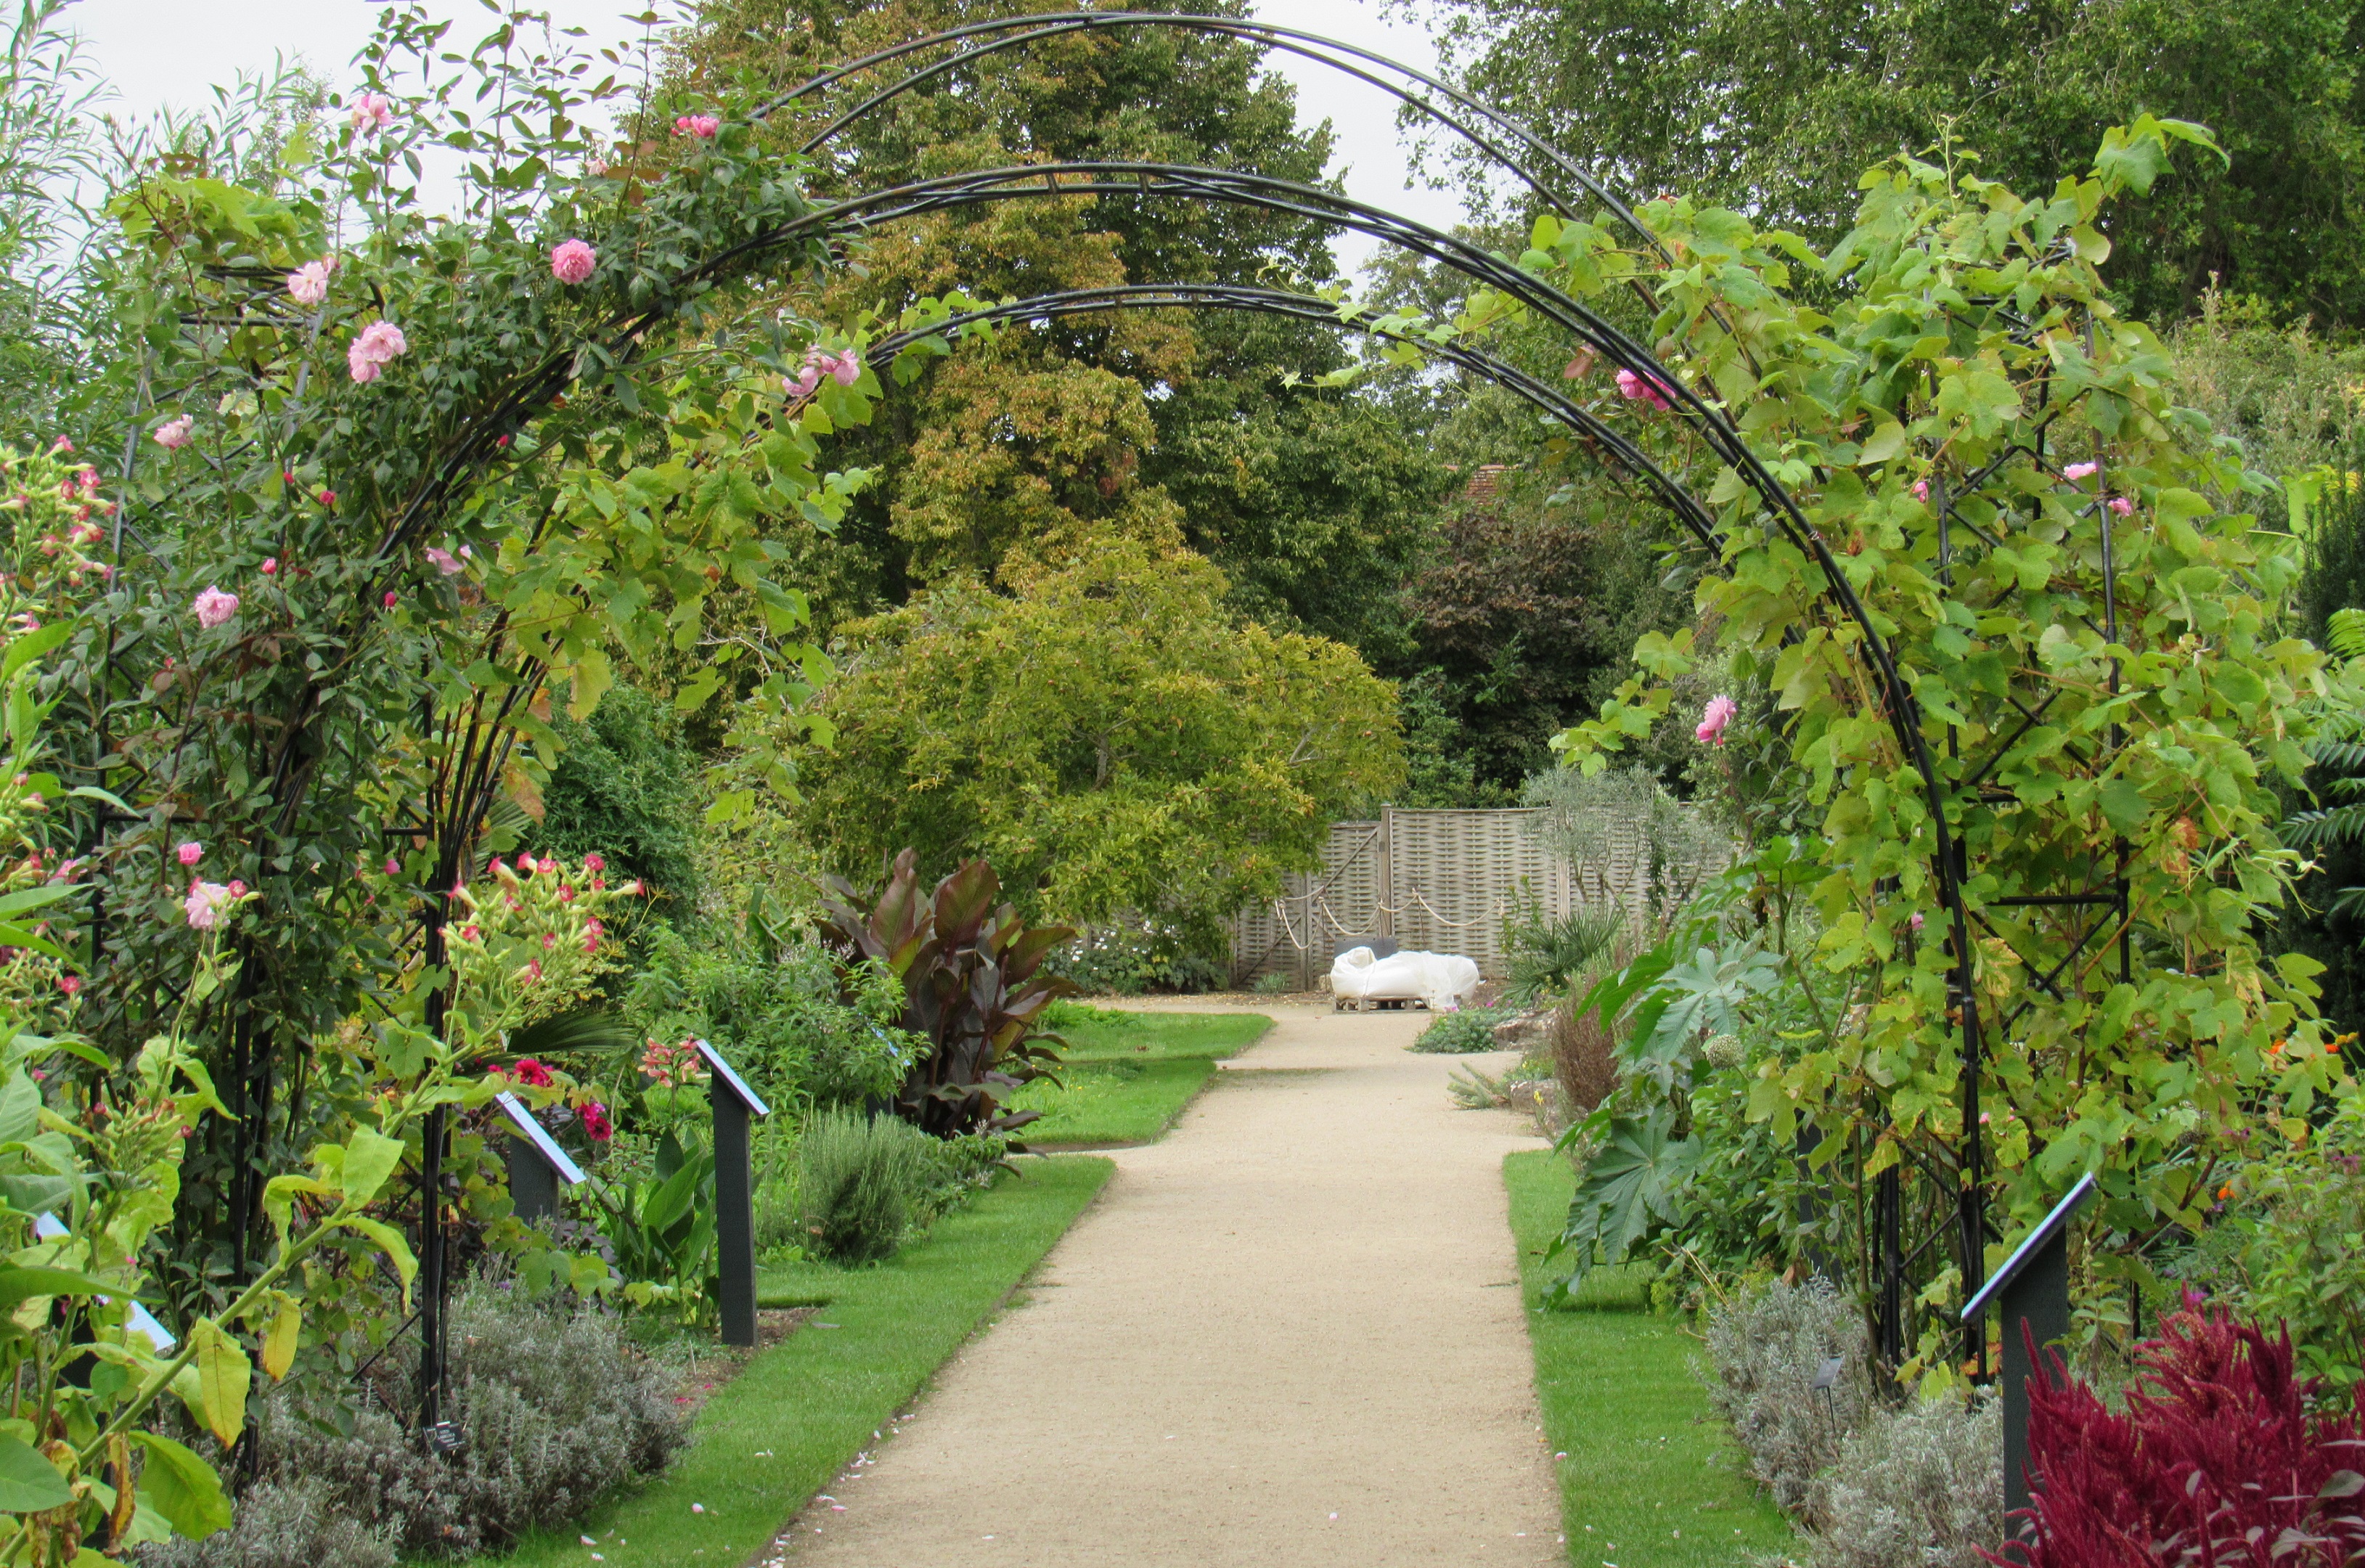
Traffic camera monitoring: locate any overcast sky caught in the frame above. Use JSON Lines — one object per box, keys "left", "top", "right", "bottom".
{"left": 56, "top": 0, "right": 1471, "bottom": 279}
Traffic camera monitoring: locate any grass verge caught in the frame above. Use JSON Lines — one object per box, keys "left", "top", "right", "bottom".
{"left": 1505, "top": 1149, "right": 1794, "bottom": 1568}
{"left": 490, "top": 1154, "right": 1114, "bottom": 1568}
{"left": 1010, "top": 1006, "right": 1273, "bottom": 1146}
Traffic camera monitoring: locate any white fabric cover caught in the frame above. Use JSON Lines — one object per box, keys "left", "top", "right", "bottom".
{"left": 1329, "top": 946, "right": 1482, "bottom": 1010}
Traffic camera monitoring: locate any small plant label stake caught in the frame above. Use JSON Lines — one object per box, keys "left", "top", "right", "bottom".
{"left": 496, "top": 1090, "right": 587, "bottom": 1223}
{"left": 697, "top": 1040, "right": 770, "bottom": 1347}
{"left": 1960, "top": 1170, "right": 2097, "bottom": 1538}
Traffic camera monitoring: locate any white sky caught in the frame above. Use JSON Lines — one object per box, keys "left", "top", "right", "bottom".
{"left": 57, "top": 0, "right": 1471, "bottom": 279}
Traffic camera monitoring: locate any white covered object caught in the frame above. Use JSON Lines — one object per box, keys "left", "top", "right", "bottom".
{"left": 1329, "top": 946, "right": 1482, "bottom": 1010}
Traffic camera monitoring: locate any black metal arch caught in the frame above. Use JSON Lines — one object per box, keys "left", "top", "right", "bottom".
{"left": 752, "top": 9, "right": 1667, "bottom": 258}
{"left": 864, "top": 280, "right": 1727, "bottom": 557}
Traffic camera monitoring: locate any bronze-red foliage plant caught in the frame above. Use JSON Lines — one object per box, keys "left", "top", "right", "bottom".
{"left": 2006, "top": 1307, "right": 2365, "bottom": 1567}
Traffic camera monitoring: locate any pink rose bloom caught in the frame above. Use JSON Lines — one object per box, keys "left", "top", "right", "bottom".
{"left": 152, "top": 415, "right": 195, "bottom": 450}
{"left": 1695, "top": 693, "right": 1738, "bottom": 746}
{"left": 1614, "top": 367, "right": 1672, "bottom": 409}
{"left": 674, "top": 114, "right": 720, "bottom": 139}
{"left": 550, "top": 239, "right": 596, "bottom": 285}
{"left": 2062, "top": 461, "right": 2099, "bottom": 481}
{"left": 786, "top": 366, "right": 822, "bottom": 399}
{"left": 2107, "top": 495, "right": 2135, "bottom": 515}
{"left": 347, "top": 319, "right": 409, "bottom": 384}
{"left": 1910, "top": 911, "right": 1926, "bottom": 933}
{"left": 424, "top": 546, "right": 463, "bottom": 576}
{"left": 286, "top": 260, "right": 333, "bottom": 306}
{"left": 192, "top": 587, "right": 240, "bottom": 629}
{"left": 261, "top": 558, "right": 277, "bottom": 575}
{"left": 184, "top": 880, "right": 232, "bottom": 930}
{"left": 830, "top": 347, "right": 861, "bottom": 387}
{"left": 348, "top": 92, "right": 394, "bottom": 133}
{"left": 383, "top": 857, "right": 399, "bottom": 876}
{"left": 176, "top": 841, "right": 203, "bottom": 867}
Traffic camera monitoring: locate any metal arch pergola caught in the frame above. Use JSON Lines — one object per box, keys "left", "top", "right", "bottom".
{"left": 720, "top": 17, "right": 2014, "bottom": 1369}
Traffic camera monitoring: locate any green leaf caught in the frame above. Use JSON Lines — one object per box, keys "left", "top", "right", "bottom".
{"left": 338, "top": 1128, "right": 405, "bottom": 1206}
{"left": 338, "top": 1217, "right": 418, "bottom": 1307}
{"left": 132, "top": 1432, "right": 229, "bottom": 1539}
{"left": 1551, "top": 1107, "right": 1700, "bottom": 1291}
{"left": 2099, "top": 778, "right": 2150, "bottom": 835}
{"left": 186, "top": 1318, "right": 249, "bottom": 1447}
{"left": 0, "top": 1432, "right": 71, "bottom": 1513}
{"left": 0, "top": 1067, "right": 40, "bottom": 1145}
{"left": 0, "top": 1266, "right": 126, "bottom": 1311}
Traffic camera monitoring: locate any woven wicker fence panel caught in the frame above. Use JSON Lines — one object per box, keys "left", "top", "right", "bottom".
{"left": 1228, "top": 821, "right": 1381, "bottom": 988}
{"left": 1386, "top": 809, "right": 1561, "bottom": 975}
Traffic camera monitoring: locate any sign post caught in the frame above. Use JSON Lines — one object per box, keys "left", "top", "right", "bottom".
{"left": 496, "top": 1090, "right": 586, "bottom": 1223}
{"left": 1959, "top": 1171, "right": 2096, "bottom": 1538}
{"left": 697, "top": 1040, "right": 770, "bottom": 1348}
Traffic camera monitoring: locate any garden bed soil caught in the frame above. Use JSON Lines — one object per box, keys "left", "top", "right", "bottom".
{"left": 667, "top": 1308, "right": 817, "bottom": 1420}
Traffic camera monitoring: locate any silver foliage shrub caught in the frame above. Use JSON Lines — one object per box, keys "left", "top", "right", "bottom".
{"left": 139, "top": 1477, "right": 396, "bottom": 1568}
{"left": 1805, "top": 1394, "right": 2001, "bottom": 1568}
{"left": 1702, "top": 1277, "right": 1874, "bottom": 1514}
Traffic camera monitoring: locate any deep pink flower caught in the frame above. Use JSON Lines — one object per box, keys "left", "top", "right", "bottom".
{"left": 261, "top": 558, "right": 278, "bottom": 575}
{"left": 580, "top": 1101, "right": 613, "bottom": 1141}
{"left": 674, "top": 114, "right": 720, "bottom": 139}
{"left": 287, "top": 259, "right": 333, "bottom": 306}
{"left": 50, "top": 438, "right": 70, "bottom": 454}
{"left": 184, "top": 880, "right": 231, "bottom": 930}
{"left": 583, "top": 853, "right": 605, "bottom": 872}
{"left": 56, "top": 973, "right": 80, "bottom": 998}
{"left": 192, "top": 587, "right": 240, "bottom": 628}
{"left": 550, "top": 239, "right": 596, "bottom": 285}
{"left": 460, "top": 923, "right": 481, "bottom": 942}
{"left": 520, "top": 959, "right": 543, "bottom": 985}
{"left": 318, "top": 489, "right": 336, "bottom": 507}
{"left": 348, "top": 92, "right": 394, "bottom": 133}
{"left": 152, "top": 415, "right": 194, "bottom": 450}
{"left": 1911, "top": 479, "right": 1929, "bottom": 503}
{"left": 557, "top": 884, "right": 574, "bottom": 902}
{"left": 384, "top": 857, "right": 399, "bottom": 876}
{"left": 176, "top": 841, "right": 203, "bottom": 867}
{"left": 1695, "top": 693, "right": 1738, "bottom": 746}
{"left": 226, "top": 879, "right": 246, "bottom": 898}
{"left": 2063, "top": 461, "right": 2099, "bottom": 482}
{"left": 424, "top": 546, "right": 462, "bottom": 576}
{"left": 2107, "top": 495, "right": 2136, "bottom": 515}
{"left": 1614, "top": 367, "right": 1673, "bottom": 409}
{"left": 512, "top": 1058, "right": 555, "bottom": 1088}
{"left": 382, "top": 590, "right": 397, "bottom": 608}
{"left": 347, "top": 320, "right": 409, "bottom": 384}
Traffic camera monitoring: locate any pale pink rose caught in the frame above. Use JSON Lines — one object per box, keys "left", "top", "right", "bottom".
{"left": 673, "top": 114, "right": 720, "bottom": 139}
{"left": 2062, "top": 461, "right": 2099, "bottom": 481}
{"left": 348, "top": 93, "right": 394, "bottom": 133}
{"left": 152, "top": 415, "right": 195, "bottom": 450}
{"left": 830, "top": 347, "right": 861, "bottom": 387}
{"left": 1910, "top": 911, "right": 1925, "bottom": 933}
{"left": 176, "top": 841, "right": 203, "bottom": 867}
{"left": 2107, "top": 496, "right": 2135, "bottom": 515}
{"left": 183, "top": 880, "right": 232, "bottom": 930}
{"left": 1614, "top": 367, "right": 1672, "bottom": 409}
{"left": 424, "top": 546, "right": 463, "bottom": 576}
{"left": 192, "top": 587, "right": 240, "bottom": 629}
{"left": 1694, "top": 693, "right": 1738, "bottom": 746}
{"left": 785, "top": 367, "right": 822, "bottom": 399}
{"left": 286, "top": 259, "right": 333, "bottom": 306}
{"left": 550, "top": 239, "right": 596, "bottom": 285}
{"left": 347, "top": 319, "right": 409, "bottom": 383}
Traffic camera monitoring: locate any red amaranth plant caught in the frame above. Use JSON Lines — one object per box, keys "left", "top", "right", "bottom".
{"left": 2005, "top": 1308, "right": 2365, "bottom": 1567}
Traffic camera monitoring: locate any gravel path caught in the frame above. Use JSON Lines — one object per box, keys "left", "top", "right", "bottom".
{"left": 771, "top": 1000, "right": 1565, "bottom": 1567}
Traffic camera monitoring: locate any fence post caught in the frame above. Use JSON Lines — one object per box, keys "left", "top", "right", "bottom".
{"left": 1379, "top": 805, "right": 1394, "bottom": 944}
{"left": 495, "top": 1090, "right": 586, "bottom": 1224}
{"left": 696, "top": 1040, "right": 771, "bottom": 1348}
{"left": 1958, "top": 1172, "right": 2096, "bottom": 1544}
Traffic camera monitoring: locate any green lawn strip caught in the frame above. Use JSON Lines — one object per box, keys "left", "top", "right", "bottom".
{"left": 1005, "top": 1055, "right": 1214, "bottom": 1146}
{"left": 1011, "top": 1008, "right": 1274, "bottom": 1147}
{"left": 1047, "top": 1005, "right": 1273, "bottom": 1063}
{"left": 1506, "top": 1150, "right": 1796, "bottom": 1568}
{"left": 491, "top": 1155, "right": 1115, "bottom": 1568}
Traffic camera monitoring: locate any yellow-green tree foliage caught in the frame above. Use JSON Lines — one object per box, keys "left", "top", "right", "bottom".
{"left": 800, "top": 544, "right": 1403, "bottom": 943}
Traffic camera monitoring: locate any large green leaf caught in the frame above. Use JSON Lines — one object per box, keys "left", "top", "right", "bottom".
{"left": 1619, "top": 942, "right": 1781, "bottom": 1085}
{"left": 132, "top": 1432, "right": 229, "bottom": 1539}
{"left": 0, "top": 1433, "right": 70, "bottom": 1513}
{"left": 1548, "top": 1107, "right": 1701, "bottom": 1298}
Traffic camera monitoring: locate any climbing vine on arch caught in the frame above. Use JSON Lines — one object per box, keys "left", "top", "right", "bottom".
{"left": 1446, "top": 118, "right": 2358, "bottom": 1373}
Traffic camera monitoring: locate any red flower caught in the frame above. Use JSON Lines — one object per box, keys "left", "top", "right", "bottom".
{"left": 583, "top": 853, "right": 605, "bottom": 872}
{"left": 579, "top": 1101, "right": 613, "bottom": 1141}
{"left": 57, "top": 974, "right": 81, "bottom": 997}
{"left": 512, "top": 1058, "right": 554, "bottom": 1087}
